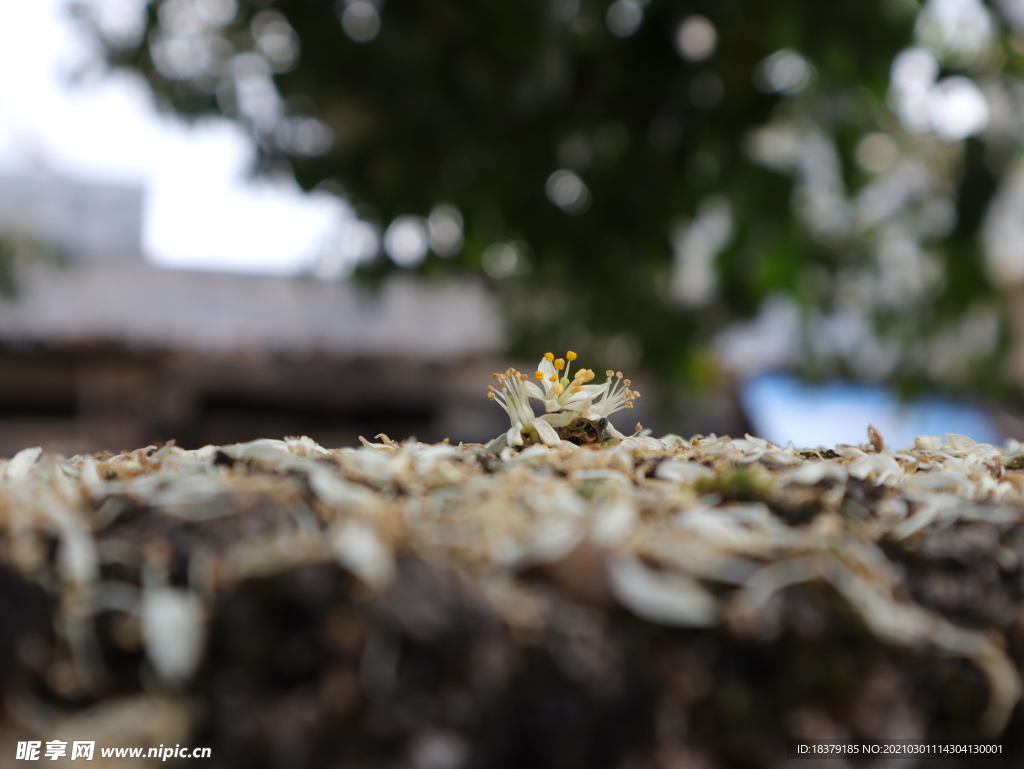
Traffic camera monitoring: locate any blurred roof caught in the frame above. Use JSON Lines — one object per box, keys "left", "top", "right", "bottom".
{"left": 0, "top": 262, "right": 501, "bottom": 361}
{"left": 0, "top": 173, "right": 501, "bottom": 361}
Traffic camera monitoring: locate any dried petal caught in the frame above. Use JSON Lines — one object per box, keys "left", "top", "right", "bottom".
{"left": 141, "top": 588, "right": 206, "bottom": 685}
{"left": 608, "top": 556, "right": 718, "bottom": 627}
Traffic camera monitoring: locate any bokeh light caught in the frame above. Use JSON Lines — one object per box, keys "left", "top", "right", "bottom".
{"left": 675, "top": 16, "right": 717, "bottom": 62}
{"left": 252, "top": 10, "right": 300, "bottom": 72}
{"left": 854, "top": 133, "right": 900, "bottom": 174}
{"left": 929, "top": 76, "right": 989, "bottom": 141}
{"left": 338, "top": 0, "right": 381, "bottom": 43}
{"left": 195, "top": 0, "right": 237, "bottom": 27}
{"left": 383, "top": 216, "right": 428, "bottom": 268}
{"left": 605, "top": 0, "right": 643, "bottom": 38}
{"left": 545, "top": 169, "right": 591, "bottom": 215}
{"left": 755, "top": 49, "right": 814, "bottom": 95}
{"left": 427, "top": 204, "right": 464, "bottom": 258}
{"left": 915, "top": 0, "right": 993, "bottom": 66}
{"left": 482, "top": 242, "right": 520, "bottom": 279}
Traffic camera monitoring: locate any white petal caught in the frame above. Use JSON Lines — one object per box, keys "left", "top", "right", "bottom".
{"left": 654, "top": 460, "right": 715, "bottom": 483}
{"left": 522, "top": 381, "right": 546, "bottom": 400}
{"left": 592, "top": 498, "right": 637, "bottom": 546}
{"left": 608, "top": 557, "right": 718, "bottom": 627}
{"left": 539, "top": 412, "right": 577, "bottom": 428}
{"left": 507, "top": 423, "right": 525, "bottom": 447}
{"left": 605, "top": 421, "right": 626, "bottom": 440}
{"left": 58, "top": 524, "right": 99, "bottom": 585}
{"left": 307, "top": 466, "right": 380, "bottom": 514}
{"left": 519, "top": 517, "right": 584, "bottom": 565}
{"left": 6, "top": 447, "right": 42, "bottom": 480}
{"left": 333, "top": 520, "right": 395, "bottom": 589}
{"left": 79, "top": 456, "right": 102, "bottom": 492}
{"left": 944, "top": 433, "right": 977, "bottom": 451}
{"left": 223, "top": 439, "right": 291, "bottom": 465}
{"left": 484, "top": 434, "right": 508, "bottom": 453}
{"left": 532, "top": 417, "right": 561, "bottom": 446}
{"left": 562, "top": 394, "right": 592, "bottom": 412}
{"left": 142, "top": 588, "right": 206, "bottom": 686}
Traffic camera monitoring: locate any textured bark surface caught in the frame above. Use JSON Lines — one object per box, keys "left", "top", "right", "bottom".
{"left": 0, "top": 434, "right": 1023, "bottom": 767}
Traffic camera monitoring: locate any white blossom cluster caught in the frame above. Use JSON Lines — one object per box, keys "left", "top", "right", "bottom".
{"left": 485, "top": 350, "right": 640, "bottom": 451}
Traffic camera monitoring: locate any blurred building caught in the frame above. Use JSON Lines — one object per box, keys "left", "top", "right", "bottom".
{"left": 0, "top": 174, "right": 508, "bottom": 456}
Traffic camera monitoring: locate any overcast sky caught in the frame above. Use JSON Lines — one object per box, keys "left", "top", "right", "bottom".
{"left": 0, "top": 0, "right": 349, "bottom": 275}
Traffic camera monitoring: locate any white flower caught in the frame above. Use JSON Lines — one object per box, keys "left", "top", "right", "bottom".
{"left": 487, "top": 368, "right": 576, "bottom": 450}
{"left": 532, "top": 351, "right": 604, "bottom": 413}
{"left": 580, "top": 370, "right": 641, "bottom": 438}
{"left": 585, "top": 369, "right": 640, "bottom": 418}
{"left": 484, "top": 352, "right": 642, "bottom": 450}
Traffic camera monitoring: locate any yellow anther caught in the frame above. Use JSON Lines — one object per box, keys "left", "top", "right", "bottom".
{"left": 606, "top": 370, "right": 614, "bottom": 377}
{"left": 548, "top": 375, "right": 558, "bottom": 382}
{"left": 553, "top": 383, "right": 565, "bottom": 395}
{"left": 487, "top": 391, "right": 496, "bottom": 399}
{"left": 491, "top": 373, "right": 501, "bottom": 379}
{"left": 544, "top": 352, "right": 554, "bottom": 361}
{"left": 635, "top": 423, "right": 643, "bottom": 433}
{"left": 623, "top": 379, "right": 631, "bottom": 386}
{"left": 616, "top": 371, "right": 623, "bottom": 378}
{"left": 554, "top": 358, "right": 565, "bottom": 370}
{"left": 570, "top": 386, "right": 583, "bottom": 393}
{"left": 625, "top": 402, "right": 633, "bottom": 408}
{"left": 535, "top": 371, "right": 545, "bottom": 380}
{"left": 518, "top": 373, "right": 528, "bottom": 381}
{"left": 566, "top": 351, "right": 577, "bottom": 360}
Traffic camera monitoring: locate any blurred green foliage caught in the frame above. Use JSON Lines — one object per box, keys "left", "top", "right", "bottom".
{"left": 79, "top": 0, "right": 1018, "bottom": 396}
